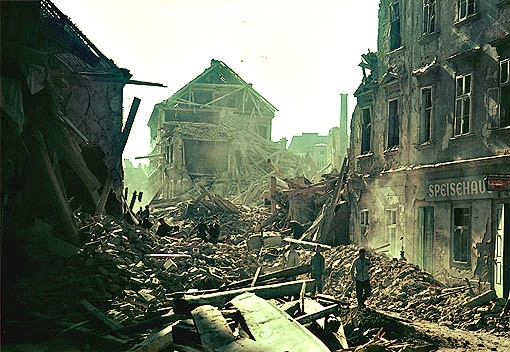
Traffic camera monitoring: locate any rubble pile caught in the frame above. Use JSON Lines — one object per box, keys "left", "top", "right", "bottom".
{"left": 318, "top": 245, "right": 509, "bottom": 336}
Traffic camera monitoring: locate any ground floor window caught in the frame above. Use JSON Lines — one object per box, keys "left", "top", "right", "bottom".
{"left": 360, "top": 209, "right": 369, "bottom": 238}
{"left": 385, "top": 209, "right": 397, "bottom": 256}
{"left": 452, "top": 206, "right": 471, "bottom": 264}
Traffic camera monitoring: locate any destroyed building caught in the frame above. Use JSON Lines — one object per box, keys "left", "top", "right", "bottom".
{"left": 348, "top": 0, "right": 510, "bottom": 298}
{"left": 145, "top": 59, "right": 306, "bottom": 200}
{"left": 1, "top": 0, "right": 141, "bottom": 241}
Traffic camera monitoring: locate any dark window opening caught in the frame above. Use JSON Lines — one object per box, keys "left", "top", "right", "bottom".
{"left": 390, "top": 1, "right": 402, "bottom": 50}
{"left": 453, "top": 207, "right": 471, "bottom": 263}
{"left": 388, "top": 99, "right": 399, "bottom": 148}
{"left": 361, "top": 107, "right": 372, "bottom": 154}
{"left": 423, "top": 0, "right": 436, "bottom": 35}
{"left": 420, "top": 87, "right": 432, "bottom": 143}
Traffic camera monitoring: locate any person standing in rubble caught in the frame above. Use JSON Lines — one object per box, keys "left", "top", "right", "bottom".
{"left": 286, "top": 243, "right": 300, "bottom": 281}
{"left": 193, "top": 217, "right": 209, "bottom": 241}
{"left": 141, "top": 205, "right": 150, "bottom": 219}
{"left": 208, "top": 216, "right": 220, "bottom": 244}
{"left": 311, "top": 245, "right": 325, "bottom": 296}
{"left": 350, "top": 247, "right": 372, "bottom": 309}
{"left": 155, "top": 217, "right": 172, "bottom": 236}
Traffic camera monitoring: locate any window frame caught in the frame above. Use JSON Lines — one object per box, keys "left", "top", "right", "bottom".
{"left": 454, "top": 74, "right": 472, "bottom": 137}
{"left": 499, "top": 58, "right": 510, "bottom": 128}
{"left": 360, "top": 107, "right": 372, "bottom": 154}
{"left": 451, "top": 205, "right": 472, "bottom": 267}
{"left": 419, "top": 86, "right": 433, "bottom": 143}
{"left": 385, "top": 209, "right": 398, "bottom": 257}
{"left": 360, "top": 209, "right": 369, "bottom": 237}
{"left": 423, "top": 0, "right": 437, "bottom": 36}
{"left": 387, "top": 98, "right": 400, "bottom": 148}
{"left": 457, "top": 0, "right": 477, "bottom": 22}
{"left": 389, "top": 0, "right": 402, "bottom": 51}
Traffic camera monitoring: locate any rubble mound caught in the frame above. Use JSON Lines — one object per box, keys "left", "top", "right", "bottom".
{"left": 321, "top": 245, "right": 509, "bottom": 336}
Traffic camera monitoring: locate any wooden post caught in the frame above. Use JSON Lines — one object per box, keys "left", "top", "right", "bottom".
{"left": 270, "top": 176, "right": 276, "bottom": 213}
{"left": 30, "top": 128, "right": 79, "bottom": 244}
{"left": 250, "top": 267, "right": 262, "bottom": 287}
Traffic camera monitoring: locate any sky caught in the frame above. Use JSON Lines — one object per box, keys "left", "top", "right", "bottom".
{"left": 51, "top": 0, "right": 380, "bottom": 165}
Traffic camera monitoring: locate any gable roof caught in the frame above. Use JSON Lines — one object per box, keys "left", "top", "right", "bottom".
{"left": 159, "top": 59, "right": 277, "bottom": 112}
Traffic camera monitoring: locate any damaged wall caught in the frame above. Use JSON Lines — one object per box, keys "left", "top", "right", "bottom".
{"left": 348, "top": 0, "right": 510, "bottom": 293}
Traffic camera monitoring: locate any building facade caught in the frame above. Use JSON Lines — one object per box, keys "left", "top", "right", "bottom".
{"left": 348, "top": 0, "right": 510, "bottom": 297}
{"left": 146, "top": 59, "right": 278, "bottom": 198}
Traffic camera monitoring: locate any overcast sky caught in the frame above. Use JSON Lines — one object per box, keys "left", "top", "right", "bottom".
{"left": 51, "top": 0, "right": 379, "bottom": 164}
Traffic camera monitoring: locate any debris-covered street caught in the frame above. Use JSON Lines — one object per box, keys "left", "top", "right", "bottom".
{"left": 3, "top": 195, "right": 510, "bottom": 351}
{"left": 2, "top": 0, "right": 510, "bottom": 351}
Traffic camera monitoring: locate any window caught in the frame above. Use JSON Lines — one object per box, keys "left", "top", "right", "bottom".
{"left": 388, "top": 99, "right": 399, "bottom": 148}
{"left": 361, "top": 107, "right": 372, "bottom": 154}
{"left": 499, "top": 59, "right": 510, "bottom": 128}
{"left": 488, "top": 60, "right": 510, "bottom": 128}
{"left": 420, "top": 87, "right": 433, "bottom": 143}
{"left": 385, "top": 209, "right": 397, "bottom": 256}
{"left": 452, "top": 207, "right": 471, "bottom": 264}
{"left": 457, "top": 0, "right": 476, "bottom": 21}
{"left": 360, "top": 210, "right": 369, "bottom": 237}
{"left": 454, "top": 74, "right": 471, "bottom": 136}
{"left": 423, "top": 0, "right": 436, "bottom": 35}
{"left": 390, "top": 1, "right": 402, "bottom": 50}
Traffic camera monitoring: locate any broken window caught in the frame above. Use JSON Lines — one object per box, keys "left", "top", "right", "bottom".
{"left": 388, "top": 99, "right": 399, "bottom": 148}
{"left": 454, "top": 74, "right": 471, "bottom": 136}
{"left": 360, "top": 209, "right": 369, "bottom": 237}
{"left": 389, "top": 1, "right": 402, "bottom": 51}
{"left": 452, "top": 207, "right": 471, "bottom": 264}
{"left": 457, "top": 0, "right": 476, "bottom": 21}
{"left": 361, "top": 107, "right": 372, "bottom": 154}
{"left": 420, "top": 87, "right": 433, "bottom": 143}
{"left": 385, "top": 209, "right": 397, "bottom": 257}
{"left": 423, "top": 0, "right": 436, "bottom": 35}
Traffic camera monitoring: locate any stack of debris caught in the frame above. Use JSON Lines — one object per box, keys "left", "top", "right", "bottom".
{"left": 320, "top": 245, "right": 510, "bottom": 337}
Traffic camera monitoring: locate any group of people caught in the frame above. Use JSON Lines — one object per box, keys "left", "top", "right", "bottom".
{"left": 192, "top": 216, "right": 221, "bottom": 244}
{"left": 286, "top": 244, "right": 372, "bottom": 309}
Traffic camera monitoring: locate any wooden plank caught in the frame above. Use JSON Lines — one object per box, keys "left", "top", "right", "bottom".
{"left": 191, "top": 305, "right": 235, "bottom": 349}
{"left": 296, "top": 303, "right": 338, "bottom": 326}
{"left": 175, "top": 279, "right": 315, "bottom": 314}
{"left": 145, "top": 254, "right": 192, "bottom": 258}
{"left": 80, "top": 299, "right": 123, "bottom": 330}
{"left": 250, "top": 267, "right": 262, "bottom": 287}
{"left": 224, "top": 265, "right": 311, "bottom": 289}
{"left": 230, "top": 293, "right": 330, "bottom": 352}
{"left": 30, "top": 128, "right": 79, "bottom": 244}
{"left": 282, "top": 237, "right": 331, "bottom": 250}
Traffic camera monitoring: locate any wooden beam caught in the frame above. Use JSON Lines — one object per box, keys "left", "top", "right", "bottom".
{"left": 295, "top": 304, "right": 338, "bottom": 325}
{"left": 282, "top": 238, "right": 332, "bottom": 250}
{"left": 223, "top": 265, "right": 311, "bottom": 290}
{"left": 174, "top": 280, "right": 316, "bottom": 314}
{"left": 250, "top": 267, "right": 262, "bottom": 287}
{"left": 30, "top": 128, "right": 79, "bottom": 244}
{"left": 230, "top": 293, "right": 330, "bottom": 352}
{"left": 80, "top": 299, "right": 123, "bottom": 330}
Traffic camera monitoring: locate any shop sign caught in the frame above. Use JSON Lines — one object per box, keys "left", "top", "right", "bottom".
{"left": 426, "top": 175, "right": 492, "bottom": 200}
{"left": 486, "top": 175, "right": 510, "bottom": 191}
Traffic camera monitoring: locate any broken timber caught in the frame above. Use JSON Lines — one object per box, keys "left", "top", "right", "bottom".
{"left": 230, "top": 293, "right": 330, "bottom": 352}
{"left": 224, "top": 264, "right": 311, "bottom": 289}
{"left": 282, "top": 237, "right": 332, "bottom": 250}
{"left": 174, "top": 279, "right": 315, "bottom": 314}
